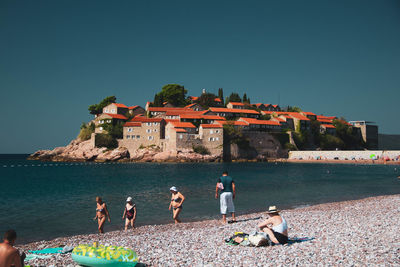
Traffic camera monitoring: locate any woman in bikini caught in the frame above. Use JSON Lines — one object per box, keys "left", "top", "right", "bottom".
{"left": 93, "top": 196, "right": 111, "bottom": 233}
{"left": 122, "top": 197, "right": 136, "bottom": 231}
{"left": 168, "top": 186, "right": 185, "bottom": 224}
{"left": 258, "top": 206, "right": 289, "bottom": 245}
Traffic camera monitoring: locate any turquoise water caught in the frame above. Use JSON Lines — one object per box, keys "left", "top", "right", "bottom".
{"left": 1, "top": 154, "right": 399, "bottom": 244}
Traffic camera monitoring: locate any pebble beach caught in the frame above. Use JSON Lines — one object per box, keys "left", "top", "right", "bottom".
{"left": 20, "top": 194, "right": 400, "bottom": 266}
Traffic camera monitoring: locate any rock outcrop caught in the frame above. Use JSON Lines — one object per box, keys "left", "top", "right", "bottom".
{"left": 28, "top": 139, "right": 222, "bottom": 162}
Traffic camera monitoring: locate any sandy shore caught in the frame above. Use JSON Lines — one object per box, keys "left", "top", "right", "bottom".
{"left": 20, "top": 195, "right": 400, "bottom": 266}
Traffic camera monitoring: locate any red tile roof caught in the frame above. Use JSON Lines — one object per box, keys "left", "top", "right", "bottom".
{"left": 189, "top": 96, "right": 199, "bottom": 101}
{"left": 114, "top": 103, "right": 128, "bottom": 108}
{"left": 273, "top": 117, "right": 286, "bottom": 122}
{"left": 174, "top": 128, "right": 187, "bottom": 133}
{"left": 228, "top": 102, "right": 245, "bottom": 106}
{"left": 103, "top": 113, "right": 128, "bottom": 120}
{"left": 289, "top": 113, "right": 310, "bottom": 121}
{"left": 318, "top": 119, "right": 333, "bottom": 124}
{"left": 209, "top": 107, "right": 260, "bottom": 115}
{"left": 169, "top": 121, "right": 196, "bottom": 128}
{"left": 214, "top": 98, "right": 222, "bottom": 102}
{"left": 185, "top": 103, "right": 198, "bottom": 108}
{"left": 128, "top": 105, "right": 140, "bottom": 110}
{"left": 317, "top": 115, "right": 336, "bottom": 120}
{"left": 302, "top": 111, "right": 316, "bottom": 116}
{"left": 130, "top": 117, "right": 164, "bottom": 123}
{"left": 124, "top": 122, "right": 141, "bottom": 127}
{"left": 239, "top": 117, "right": 281, "bottom": 126}
{"left": 201, "top": 115, "right": 226, "bottom": 121}
{"left": 321, "top": 124, "right": 336, "bottom": 129}
{"left": 216, "top": 121, "right": 249, "bottom": 126}
{"left": 200, "top": 124, "right": 223, "bottom": 128}
{"left": 148, "top": 107, "right": 192, "bottom": 112}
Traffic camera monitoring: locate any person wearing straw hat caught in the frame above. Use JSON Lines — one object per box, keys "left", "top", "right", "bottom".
{"left": 169, "top": 186, "right": 185, "bottom": 224}
{"left": 122, "top": 197, "right": 136, "bottom": 231}
{"left": 257, "top": 206, "right": 288, "bottom": 245}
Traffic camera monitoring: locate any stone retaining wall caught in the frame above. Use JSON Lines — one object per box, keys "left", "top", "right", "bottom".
{"left": 289, "top": 150, "right": 400, "bottom": 160}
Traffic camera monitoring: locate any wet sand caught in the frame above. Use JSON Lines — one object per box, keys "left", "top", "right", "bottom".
{"left": 19, "top": 194, "right": 400, "bottom": 266}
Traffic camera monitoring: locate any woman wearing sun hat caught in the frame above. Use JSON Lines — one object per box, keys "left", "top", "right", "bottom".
{"left": 168, "top": 186, "right": 185, "bottom": 224}
{"left": 258, "top": 206, "right": 288, "bottom": 245}
{"left": 122, "top": 197, "right": 136, "bottom": 231}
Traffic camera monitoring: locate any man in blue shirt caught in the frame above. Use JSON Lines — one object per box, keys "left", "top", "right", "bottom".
{"left": 215, "top": 171, "right": 236, "bottom": 224}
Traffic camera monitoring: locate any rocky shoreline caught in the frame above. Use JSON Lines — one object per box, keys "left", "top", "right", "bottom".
{"left": 19, "top": 194, "right": 400, "bottom": 266}
{"left": 28, "top": 138, "right": 223, "bottom": 163}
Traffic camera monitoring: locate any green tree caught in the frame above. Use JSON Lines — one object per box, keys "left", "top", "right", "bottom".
{"left": 153, "top": 92, "right": 164, "bottom": 107}
{"left": 218, "top": 88, "right": 224, "bottom": 106}
{"left": 333, "top": 119, "right": 364, "bottom": 149}
{"left": 228, "top": 93, "right": 242, "bottom": 103}
{"left": 88, "top": 96, "right": 117, "bottom": 115}
{"left": 152, "top": 84, "right": 188, "bottom": 107}
{"left": 287, "top": 106, "right": 302, "bottom": 112}
{"left": 320, "top": 134, "right": 345, "bottom": 150}
{"left": 195, "top": 93, "right": 218, "bottom": 109}
{"left": 243, "top": 93, "right": 248, "bottom": 103}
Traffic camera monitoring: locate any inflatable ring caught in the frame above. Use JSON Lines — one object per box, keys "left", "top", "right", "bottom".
{"left": 72, "top": 244, "right": 138, "bottom": 266}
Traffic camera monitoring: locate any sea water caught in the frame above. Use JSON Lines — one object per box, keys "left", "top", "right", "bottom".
{"left": 0, "top": 154, "right": 399, "bottom": 243}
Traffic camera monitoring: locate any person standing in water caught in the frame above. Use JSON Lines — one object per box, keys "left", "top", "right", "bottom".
{"left": 122, "top": 197, "right": 136, "bottom": 231}
{"left": 168, "top": 186, "right": 185, "bottom": 224}
{"left": 94, "top": 196, "right": 111, "bottom": 233}
{"left": 215, "top": 171, "right": 236, "bottom": 224}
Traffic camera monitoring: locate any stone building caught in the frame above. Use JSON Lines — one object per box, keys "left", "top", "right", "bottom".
{"left": 128, "top": 106, "right": 145, "bottom": 116}
{"left": 95, "top": 113, "right": 128, "bottom": 133}
{"left": 320, "top": 124, "right": 336, "bottom": 135}
{"left": 349, "top": 121, "right": 379, "bottom": 149}
{"left": 119, "top": 117, "right": 166, "bottom": 154}
{"left": 102, "top": 103, "right": 129, "bottom": 115}
{"left": 238, "top": 117, "right": 281, "bottom": 132}
{"left": 226, "top": 102, "right": 245, "bottom": 109}
{"left": 208, "top": 107, "right": 260, "bottom": 119}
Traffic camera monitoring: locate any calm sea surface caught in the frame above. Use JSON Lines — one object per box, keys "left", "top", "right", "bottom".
{"left": 0, "top": 154, "right": 399, "bottom": 244}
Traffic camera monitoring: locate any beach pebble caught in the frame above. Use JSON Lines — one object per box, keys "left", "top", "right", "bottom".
{"left": 19, "top": 195, "right": 400, "bottom": 266}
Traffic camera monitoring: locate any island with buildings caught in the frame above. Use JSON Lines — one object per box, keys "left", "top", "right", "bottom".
{"left": 29, "top": 84, "right": 381, "bottom": 162}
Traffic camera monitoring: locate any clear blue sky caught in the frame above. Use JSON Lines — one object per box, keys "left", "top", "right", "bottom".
{"left": 1, "top": 0, "right": 399, "bottom": 153}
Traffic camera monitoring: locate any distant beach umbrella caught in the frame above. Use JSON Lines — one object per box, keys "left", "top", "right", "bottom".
{"left": 370, "top": 154, "right": 376, "bottom": 159}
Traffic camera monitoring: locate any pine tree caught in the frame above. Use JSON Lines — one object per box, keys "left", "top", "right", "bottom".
{"left": 218, "top": 88, "right": 224, "bottom": 106}
{"left": 243, "top": 93, "right": 248, "bottom": 103}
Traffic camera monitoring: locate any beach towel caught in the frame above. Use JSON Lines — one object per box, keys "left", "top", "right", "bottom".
{"left": 25, "top": 254, "right": 52, "bottom": 261}
{"left": 28, "top": 247, "right": 63, "bottom": 254}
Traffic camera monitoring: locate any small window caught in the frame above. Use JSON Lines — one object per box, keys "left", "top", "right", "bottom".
{"left": 126, "top": 135, "right": 130, "bottom": 139}
{"left": 146, "top": 129, "right": 151, "bottom": 133}
{"left": 136, "top": 135, "right": 140, "bottom": 139}
{"left": 148, "top": 136, "right": 154, "bottom": 140}
{"left": 210, "top": 130, "right": 214, "bottom": 134}
{"left": 154, "top": 122, "right": 158, "bottom": 126}
{"left": 131, "top": 135, "right": 135, "bottom": 139}
{"left": 154, "top": 129, "right": 158, "bottom": 132}
{"left": 216, "top": 137, "right": 219, "bottom": 141}
{"left": 127, "top": 128, "right": 132, "bottom": 132}
{"left": 107, "top": 120, "right": 111, "bottom": 123}
{"left": 99, "top": 127, "right": 103, "bottom": 131}
{"left": 147, "top": 122, "right": 152, "bottom": 126}
{"left": 179, "top": 134, "right": 183, "bottom": 139}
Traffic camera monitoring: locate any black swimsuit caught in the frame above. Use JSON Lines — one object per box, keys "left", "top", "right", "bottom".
{"left": 172, "top": 195, "right": 183, "bottom": 210}
{"left": 126, "top": 205, "right": 135, "bottom": 220}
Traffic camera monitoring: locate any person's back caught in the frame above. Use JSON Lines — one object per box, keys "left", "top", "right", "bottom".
{"left": 0, "top": 230, "right": 21, "bottom": 267}
{"left": 219, "top": 175, "right": 233, "bottom": 193}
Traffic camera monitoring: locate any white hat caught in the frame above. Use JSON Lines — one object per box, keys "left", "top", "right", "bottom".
{"left": 169, "top": 186, "right": 178, "bottom": 192}
{"left": 267, "top": 206, "right": 281, "bottom": 213}
{"left": 126, "top": 197, "right": 133, "bottom": 202}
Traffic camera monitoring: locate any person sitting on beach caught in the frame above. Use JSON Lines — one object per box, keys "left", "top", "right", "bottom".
{"left": 168, "top": 186, "right": 185, "bottom": 224}
{"left": 0, "top": 229, "right": 25, "bottom": 267}
{"left": 122, "top": 197, "right": 136, "bottom": 231}
{"left": 93, "top": 196, "right": 111, "bottom": 233}
{"left": 258, "top": 206, "right": 288, "bottom": 245}
{"left": 215, "top": 171, "right": 236, "bottom": 224}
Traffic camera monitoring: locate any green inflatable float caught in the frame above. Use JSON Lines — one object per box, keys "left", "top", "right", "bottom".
{"left": 72, "top": 243, "right": 138, "bottom": 267}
